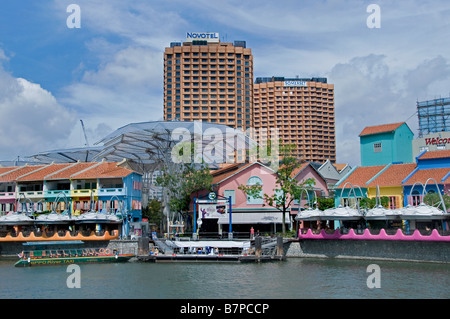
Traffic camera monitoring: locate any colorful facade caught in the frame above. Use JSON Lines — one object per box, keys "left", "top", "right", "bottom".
{"left": 335, "top": 150, "right": 450, "bottom": 210}
{"left": 194, "top": 161, "right": 329, "bottom": 234}
{"left": 359, "top": 122, "right": 414, "bottom": 166}
{"left": 0, "top": 160, "right": 143, "bottom": 221}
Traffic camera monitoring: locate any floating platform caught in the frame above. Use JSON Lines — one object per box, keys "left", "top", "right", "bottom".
{"left": 137, "top": 254, "right": 286, "bottom": 263}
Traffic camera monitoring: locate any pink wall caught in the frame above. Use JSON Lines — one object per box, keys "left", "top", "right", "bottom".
{"left": 217, "top": 163, "right": 276, "bottom": 209}
{"left": 192, "top": 162, "right": 329, "bottom": 211}
{"left": 293, "top": 164, "right": 329, "bottom": 197}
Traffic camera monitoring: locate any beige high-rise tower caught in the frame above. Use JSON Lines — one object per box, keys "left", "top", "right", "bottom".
{"left": 253, "top": 77, "right": 336, "bottom": 163}
{"left": 163, "top": 33, "right": 254, "bottom": 131}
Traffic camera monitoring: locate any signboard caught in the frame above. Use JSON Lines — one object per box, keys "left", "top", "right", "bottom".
{"left": 283, "top": 80, "right": 308, "bottom": 87}
{"left": 186, "top": 32, "right": 220, "bottom": 43}
{"left": 199, "top": 200, "right": 227, "bottom": 219}
{"left": 425, "top": 137, "right": 450, "bottom": 146}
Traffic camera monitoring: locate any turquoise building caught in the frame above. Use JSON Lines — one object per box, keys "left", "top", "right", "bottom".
{"left": 359, "top": 122, "right": 414, "bottom": 167}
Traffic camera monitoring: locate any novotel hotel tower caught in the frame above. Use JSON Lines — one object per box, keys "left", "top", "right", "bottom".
{"left": 163, "top": 32, "right": 254, "bottom": 131}
{"left": 253, "top": 76, "right": 336, "bottom": 163}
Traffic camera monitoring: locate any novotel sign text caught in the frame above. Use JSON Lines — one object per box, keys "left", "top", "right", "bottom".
{"left": 186, "top": 32, "right": 220, "bottom": 43}
{"left": 283, "top": 80, "right": 308, "bottom": 87}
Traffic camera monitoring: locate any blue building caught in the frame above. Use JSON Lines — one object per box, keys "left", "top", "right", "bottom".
{"left": 359, "top": 122, "right": 414, "bottom": 166}
{"left": 402, "top": 150, "right": 450, "bottom": 207}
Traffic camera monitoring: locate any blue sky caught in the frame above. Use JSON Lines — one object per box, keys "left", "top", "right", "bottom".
{"left": 0, "top": 0, "right": 450, "bottom": 166}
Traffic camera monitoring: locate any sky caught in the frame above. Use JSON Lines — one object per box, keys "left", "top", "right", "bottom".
{"left": 0, "top": 0, "right": 449, "bottom": 167}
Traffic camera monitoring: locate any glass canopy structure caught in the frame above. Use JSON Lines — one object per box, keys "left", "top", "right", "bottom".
{"left": 27, "top": 121, "right": 258, "bottom": 171}
{"left": 92, "top": 120, "right": 258, "bottom": 174}
{"left": 27, "top": 146, "right": 103, "bottom": 164}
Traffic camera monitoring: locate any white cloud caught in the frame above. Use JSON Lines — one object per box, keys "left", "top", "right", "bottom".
{"left": 329, "top": 54, "right": 450, "bottom": 167}
{"left": 45, "top": 0, "right": 450, "bottom": 166}
{"left": 59, "top": 46, "right": 164, "bottom": 141}
{"left": 0, "top": 65, "right": 76, "bottom": 160}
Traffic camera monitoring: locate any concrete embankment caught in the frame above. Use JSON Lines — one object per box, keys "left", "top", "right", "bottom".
{"left": 284, "top": 239, "right": 450, "bottom": 263}
{"left": 3, "top": 238, "right": 449, "bottom": 264}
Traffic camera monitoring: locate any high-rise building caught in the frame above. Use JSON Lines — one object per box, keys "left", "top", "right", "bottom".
{"left": 253, "top": 77, "right": 336, "bottom": 163}
{"left": 163, "top": 32, "right": 254, "bottom": 131}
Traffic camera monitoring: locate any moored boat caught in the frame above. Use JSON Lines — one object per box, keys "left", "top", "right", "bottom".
{"left": 14, "top": 247, "right": 134, "bottom": 267}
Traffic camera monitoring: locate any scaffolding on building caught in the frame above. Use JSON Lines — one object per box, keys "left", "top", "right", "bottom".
{"left": 417, "top": 97, "right": 450, "bottom": 137}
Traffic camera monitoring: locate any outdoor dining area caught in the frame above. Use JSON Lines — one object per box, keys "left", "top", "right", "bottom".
{"left": 295, "top": 181, "right": 450, "bottom": 241}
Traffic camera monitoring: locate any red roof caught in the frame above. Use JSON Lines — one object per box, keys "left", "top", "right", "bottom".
{"left": 0, "top": 166, "right": 18, "bottom": 176}
{"left": 291, "top": 163, "right": 313, "bottom": 178}
{"left": 336, "top": 165, "right": 386, "bottom": 188}
{"left": 366, "top": 163, "right": 416, "bottom": 187}
{"left": 16, "top": 163, "right": 74, "bottom": 181}
{"left": 402, "top": 167, "right": 450, "bottom": 185}
{"left": 419, "top": 150, "right": 450, "bottom": 160}
{"left": 47, "top": 162, "right": 98, "bottom": 180}
{"left": 71, "top": 162, "right": 135, "bottom": 179}
{"left": 212, "top": 163, "right": 253, "bottom": 184}
{"left": 359, "top": 122, "right": 405, "bottom": 136}
{"left": 0, "top": 165, "right": 45, "bottom": 182}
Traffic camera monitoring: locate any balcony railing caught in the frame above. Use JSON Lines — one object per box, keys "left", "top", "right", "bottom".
{"left": 97, "top": 188, "right": 125, "bottom": 196}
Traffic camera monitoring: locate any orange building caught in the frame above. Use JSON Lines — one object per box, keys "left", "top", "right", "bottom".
{"left": 163, "top": 33, "right": 254, "bottom": 131}
{"left": 253, "top": 77, "right": 336, "bottom": 163}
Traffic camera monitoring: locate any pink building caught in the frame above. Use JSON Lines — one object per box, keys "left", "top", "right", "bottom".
{"left": 193, "top": 162, "right": 328, "bottom": 236}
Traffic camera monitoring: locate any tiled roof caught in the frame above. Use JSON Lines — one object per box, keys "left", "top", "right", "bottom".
{"left": 47, "top": 162, "right": 98, "bottom": 180}
{"left": 71, "top": 162, "right": 135, "bottom": 179}
{"left": 16, "top": 163, "right": 74, "bottom": 181}
{"left": 211, "top": 163, "right": 242, "bottom": 177}
{"left": 359, "top": 122, "right": 405, "bottom": 136}
{"left": 0, "top": 165, "right": 45, "bottom": 182}
{"left": 366, "top": 163, "right": 416, "bottom": 187}
{"left": 0, "top": 166, "right": 18, "bottom": 176}
{"left": 291, "top": 163, "right": 312, "bottom": 178}
{"left": 336, "top": 165, "right": 386, "bottom": 189}
{"left": 212, "top": 163, "right": 253, "bottom": 184}
{"left": 418, "top": 150, "right": 450, "bottom": 160}
{"left": 402, "top": 167, "right": 450, "bottom": 185}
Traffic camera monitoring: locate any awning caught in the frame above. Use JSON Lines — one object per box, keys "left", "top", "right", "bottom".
{"left": 170, "top": 240, "right": 251, "bottom": 249}
{"left": 217, "top": 212, "right": 286, "bottom": 224}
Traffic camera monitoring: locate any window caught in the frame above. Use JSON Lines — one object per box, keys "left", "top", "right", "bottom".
{"left": 224, "top": 190, "right": 235, "bottom": 205}
{"left": 373, "top": 142, "right": 382, "bottom": 153}
{"left": 246, "top": 176, "right": 263, "bottom": 205}
{"left": 410, "top": 190, "right": 422, "bottom": 206}
{"left": 389, "top": 196, "right": 398, "bottom": 209}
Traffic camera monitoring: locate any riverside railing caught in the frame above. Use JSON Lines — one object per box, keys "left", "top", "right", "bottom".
{"left": 298, "top": 228, "right": 450, "bottom": 241}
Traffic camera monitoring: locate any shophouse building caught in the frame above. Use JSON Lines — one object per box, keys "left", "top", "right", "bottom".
{"left": 193, "top": 161, "right": 329, "bottom": 235}
{"left": 359, "top": 122, "right": 414, "bottom": 166}
{"left": 0, "top": 161, "right": 143, "bottom": 221}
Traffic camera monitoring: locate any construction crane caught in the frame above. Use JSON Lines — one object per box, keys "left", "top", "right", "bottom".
{"left": 80, "top": 120, "right": 90, "bottom": 147}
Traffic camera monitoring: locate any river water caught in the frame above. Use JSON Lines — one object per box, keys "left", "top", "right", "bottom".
{"left": 0, "top": 257, "right": 448, "bottom": 300}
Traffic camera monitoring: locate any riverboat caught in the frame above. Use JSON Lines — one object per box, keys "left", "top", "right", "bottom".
{"left": 14, "top": 247, "right": 134, "bottom": 267}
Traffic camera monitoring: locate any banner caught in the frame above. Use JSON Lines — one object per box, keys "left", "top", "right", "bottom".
{"left": 199, "top": 200, "right": 227, "bottom": 219}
